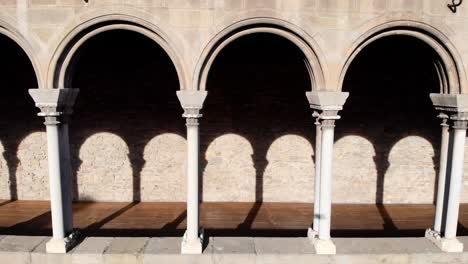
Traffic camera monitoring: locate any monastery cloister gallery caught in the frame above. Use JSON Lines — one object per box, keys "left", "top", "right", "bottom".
{"left": 1, "top": 0, "right": 468, "bottom": 256}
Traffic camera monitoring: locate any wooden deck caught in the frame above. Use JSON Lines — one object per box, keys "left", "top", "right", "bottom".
{"left": 1, "top": 200, "right": 468, "bottom": 238}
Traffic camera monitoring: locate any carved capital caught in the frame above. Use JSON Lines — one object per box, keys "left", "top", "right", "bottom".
{"left": 430, "top": 94, "right": 468, "bottom": 130}
{"left": 306, "top": 91, "right": 347, "bottom": 128}
{"left": 430, "top": 93, "right": 468, "bottom": 113}
{"left": 314, "top": 110, "right": 340, "bottom": 128}
{"left": 305, "top": 91, "right": 349, "bottom": 111}
{"left": 29, "top": 88, "right": 79, "bottom": 125}
{"left": 450, "top": 112, "right": 468, "bottom": 130}
{"left": 437, "top": 112, "right": 450, "bottom": 128}
{"left": 177, "top": 90, "right": 207, "bottom": 124}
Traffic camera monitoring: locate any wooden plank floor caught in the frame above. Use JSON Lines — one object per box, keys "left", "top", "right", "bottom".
{"left": 1, "top": 200, "right": 468, "bottom": 237}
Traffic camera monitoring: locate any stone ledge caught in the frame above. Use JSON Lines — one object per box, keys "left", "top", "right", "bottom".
{"left": 0, "top": 236, "right": 468, "bottom": 263}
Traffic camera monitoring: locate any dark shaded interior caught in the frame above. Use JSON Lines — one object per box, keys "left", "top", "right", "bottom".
{"left": 204, "top": 33, "right": 313, "bottom": 231}
{"left": 69, "top": 29, "right": 181, "bottom": 201}
{"left": 0, "top": 31, "right": 452, "bottom": 238}
{"left": 0, "top": 34, "right": 40, "bottom": 200}
{"left": 341, "top": 35, "right": 442, "bottom": 232}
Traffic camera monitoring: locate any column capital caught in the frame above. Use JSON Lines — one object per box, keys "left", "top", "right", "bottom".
{"left": 430, "top": 93, "right": 468, "bottom": 113}
{"left": 306, "top": 91, "right": 349, "bottom": 112}
{"left": 307, "top": 91, "right": 348, "bottom": 128}
{"left": 450, "top": 112, "right": 468, "bottom": 129}
{"left": 430, "top": 93, "right": 468, "bottom": 129}
{"left": 29, "top": 88, "right": 79, "bottom": 125}
{"left": 176, "top": 90, "right": 207, "bottom": 120}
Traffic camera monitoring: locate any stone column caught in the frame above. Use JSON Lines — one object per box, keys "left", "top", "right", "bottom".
{"left": 313, "top": 112, "right": 322, "bottom": 233}
{"left": 433, "top": 113, "right": 450, "bottom": 234}
{"left": 426, "top": 93, "right": 468, "bottom": 253}
{"left": 29, "top": 88, "right": 79, "bottom": 253}
{"left": 59, "top": 89, "right": 78, "bottom": 235}
{"left": 176, "top": 90, "right": 207, "bottom": 254}
{"left": 306, "top": 91, "right": 348, "bottom": 255}
{"left": 444, "top": 113, "right": 467, "bottom": 238}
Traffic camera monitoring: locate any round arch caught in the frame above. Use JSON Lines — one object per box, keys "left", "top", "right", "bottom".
{"left": 338, "top": 20, "right": 466, "bottom": 94}
{"left": 47, "top": 14, "right": 187, "bottom": 89}
{"left": 194, "top": 17, "right": 326, "bottom": 91}
{"left": 0, "top": 21, "right": 43, "bottom": 88}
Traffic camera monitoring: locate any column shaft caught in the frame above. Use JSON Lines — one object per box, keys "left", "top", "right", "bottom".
{"left": 186, "top": 119, "right": 200, "bottom": 241}
{"left": 434, "top": 120, "right": 450, "bottom": 233}
{"left": 59, "top": 124, "right": 73, "bottom": 234}
{"left": 445, "top": 126, "right": 467, "bottom": 238}
{"left": 46, "top": 124, "right": 65, "bottom": 240}
{"left": 313, "top": 121, "right": 322, "bottom": 232}
{"left": 318, "top": 123, "right": 334, "bottom": 240}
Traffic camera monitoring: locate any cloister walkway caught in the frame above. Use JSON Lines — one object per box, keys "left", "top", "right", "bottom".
{"left": 2, "top": 201, "right": 468, "bottom": 238}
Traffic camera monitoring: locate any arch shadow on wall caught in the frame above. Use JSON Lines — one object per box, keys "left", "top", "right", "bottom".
{"left": 0, "top": 24, "right": 41, "bottom": 201}
{"left": 333, "top": 22, "right": 467, "bottom": 237}
{"left": 192, "top": 18, "right": 325, "bottom": 236}
{"left": 3, "top": 18, "right": 468, "bottom": 238}
{"left": 194, "top": 20, "right": 468, "bottom": 237}
{"left": 43, "top": 17, "right": 187, "bottom": 235}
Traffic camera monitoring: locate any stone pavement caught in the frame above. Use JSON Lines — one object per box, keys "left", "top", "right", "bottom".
{"left": 1, "top": 235, "right": 468, "bottom": 263}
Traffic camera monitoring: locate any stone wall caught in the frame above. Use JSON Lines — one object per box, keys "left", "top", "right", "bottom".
{"left": 0, "top": 1, "right": 468, "bottom": 203}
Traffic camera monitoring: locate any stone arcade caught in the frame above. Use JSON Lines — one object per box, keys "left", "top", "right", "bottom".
{"left": 1, "top": 0, "right": 468, "bottom": 256}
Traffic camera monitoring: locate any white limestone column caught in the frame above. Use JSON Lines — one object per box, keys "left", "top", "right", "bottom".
{"left": 305, "top": 91, "right": 348, "bottom": 255}
{"left": 318, "top": 116, "right": 337, "bottom": 241}
{"left": 59, "top": 123, "right": 73, "bottom": 234}
{"left": 177, "top": 90, "right": 207, "bottom": 254}
{"left": 313, "top": 113, "right": 322, "bottom": 233}
{"left": 433, "top": 113, "right": 450, "bottom": 233}
{"left": 46, "top": 120, "right": 65, "bottom": 241}
{"left": 427, "top": 93, "right": 468, "bottom": 252}
{"left": 444, "top": 117, "right": 467, "bottom": 239}
{"left": 29, "top": 88, "right": 80, "bottom": 253}
{"left": 186, "top": 117, "right": 200, "bottom": 242}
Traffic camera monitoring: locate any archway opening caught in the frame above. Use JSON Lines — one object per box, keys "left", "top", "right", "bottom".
{"left": 203, "top": 33, "right": 314, "bottom": 234}
{"left": 68, "top": 29, "right": 181, "bottom": 202}
{"left": 0, "top": 33, "right": 39, "bottom": 200}
{"left": 340, "top": 35, "right": 441, "bottom": 233}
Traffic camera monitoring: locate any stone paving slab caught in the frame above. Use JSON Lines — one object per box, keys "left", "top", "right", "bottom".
{"left": 103, "top": 237, "right": 149, "bottom": 264}
{"left": 0, "top": 236, "right": 468, "bottom": 263}
{"left": 211, "top": 237, "right": 256, "bottom": 264}
{"left": 144, "top": 237, "right": 181, "bottom": 254}
{"left": 70, "top": 237, "right": 114, "bottom": 264}
{"left": 334, "top": 237, "right": 440, "bottom": 254}
{"left": 254, "top": 237, "right": 315, "bottom": 254}
{"left": 0, "top": 236, "right": 47, "bottom": 252}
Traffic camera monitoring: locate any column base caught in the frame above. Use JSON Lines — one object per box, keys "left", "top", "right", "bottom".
{"left": 181, "top": 227, "right": 204, "bottom": 254}
{"left": 46, "top": 229, "right": 81, "bottom": 253}
{"left": 425, "top": 228, "right": 463, "bottom": 252}
{"left": 308, "top": 228, "right": 336, "bottom": 255}
{"left": 307, "top": 227, "right": 319, "bottom": 240}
